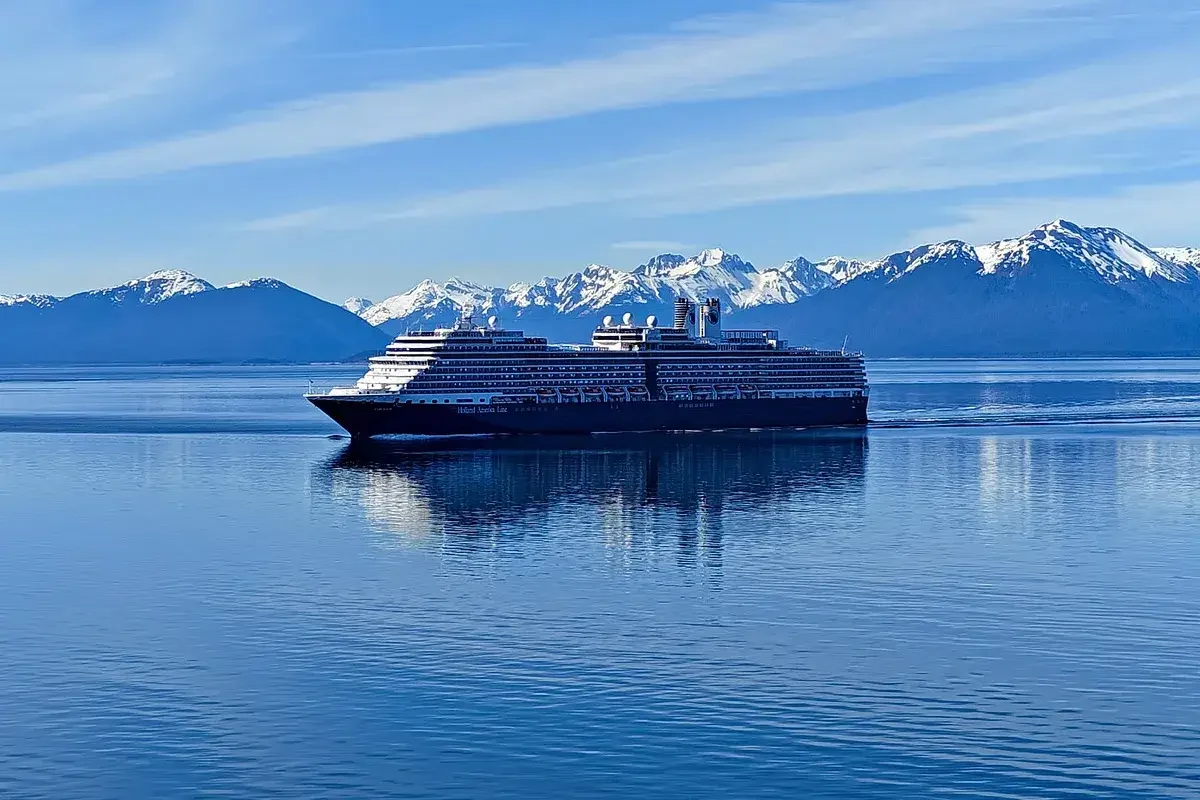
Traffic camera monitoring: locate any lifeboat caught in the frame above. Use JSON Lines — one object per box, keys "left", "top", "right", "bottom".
{"left": 628, "top": 386, "right": 651, "bottom": 401}
{"left": 715, "top": 385, "right": 740, "bottom": 400}
{"left": 582, "top": 387, "right": 605, "bottom": 402}
{"left": 535, "top": 388, "right": 558, "bottom": 403}
{"left": 738, "top": 384, "right": 759, "bottom": 399}
{"left": 559, "top": 387, "right": 581, "bottom": 403}
{"left": 690, "top": 386, "right": 715, "bottom": 400}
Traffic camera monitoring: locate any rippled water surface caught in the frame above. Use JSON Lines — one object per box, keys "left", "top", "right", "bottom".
{"left": 1, "top": 361, "right": 1199, "bottom": 799}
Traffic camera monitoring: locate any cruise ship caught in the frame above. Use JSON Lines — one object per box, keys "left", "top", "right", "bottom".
{"left": 307, "top": 297, "right": 868, "bottom": 438}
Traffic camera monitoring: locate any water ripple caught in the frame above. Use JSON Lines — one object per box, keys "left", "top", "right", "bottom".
{"left": 0, "top": 363, "right": 1198, "bottom": 798}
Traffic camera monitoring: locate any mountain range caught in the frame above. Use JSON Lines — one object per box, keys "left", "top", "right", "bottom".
{"left": 344, "top": 221, "right": 1200, "bottom": 356}
{"left": 0, "top": 271, "right": 387, "bottom": 364}
{"left": 3, "top": 220, "right": 1200, "bottom": 363}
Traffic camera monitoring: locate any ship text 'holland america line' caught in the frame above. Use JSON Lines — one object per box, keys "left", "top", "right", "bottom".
{"left": 306, "top": 297, "right": 869, "bottom": 438}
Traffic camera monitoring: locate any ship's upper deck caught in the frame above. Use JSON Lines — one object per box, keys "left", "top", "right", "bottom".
{"left": 325, "top": 298, "right": 865, "bottom": 400}
{"left": 590, "top": 322, "right": 784, "bottom": 352}
{"left": 387, "top": 301, "right": 849, "bottom": 358}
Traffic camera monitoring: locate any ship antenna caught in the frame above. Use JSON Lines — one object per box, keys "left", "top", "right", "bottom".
{"left": 841, "top": 334, "right": 849, "bottom": 355}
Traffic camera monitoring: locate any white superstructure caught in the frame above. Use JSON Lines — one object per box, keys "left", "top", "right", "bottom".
{"left": 322, "top": 298, "right": 868, "bottom": 408}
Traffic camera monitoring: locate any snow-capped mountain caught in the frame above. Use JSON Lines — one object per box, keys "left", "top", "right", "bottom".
{"left": 356, "top": 221, "right": 1200, "bottom": 331}
{"left": 1155, "top": 247, "right": 1200, "bottom": 271}
{"left": 8, "top": 221, "right": 1197, "bottom": 363}
{"left": 356, "top": 247, "right": 839, "bottom": 334}
{"left": 843, "top": 241, "right": 981, "bottom": 283}
{"left": 747, "top": 220, "right": 1200, "bottom": 356}
{"left": 812, "top": 256, "right": 873, "bottom": 284}
{"left": 0, "top": 270, "right": 216, "bottom": 311}
{"left": 361, "top": 278, "right": 502, "bottom": 329}
{"left": 349, "top": 220, "right": 1200, "bottom": 355}
{"left": 974, "top": 221, "right": 1198, "bottom": 284}
{"left": 634, "top": 247, "right": 836, "bottom": 307}
{"left": 0, "top": 293, "right": 58, "bottom": 308}
{"left": 89, "top": 269, "right": 216, "bottom": 305}
{"left": 342, "top": 297, "right": 374, "bottom": 315}
{"left": 0, "top": 270, "right": 386, "bottom": 363}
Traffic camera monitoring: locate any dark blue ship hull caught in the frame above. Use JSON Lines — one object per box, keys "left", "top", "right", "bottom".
{"left": 308, "top": 395, "right": 869, "bottom": 439}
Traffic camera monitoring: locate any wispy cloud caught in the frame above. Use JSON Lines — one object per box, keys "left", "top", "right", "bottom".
{"left": 241, "top": 45, "right": 1200, "bottom": 232}
{"left": 239, "top": 206, "right": 341, "bottom": 232}
{"left": 0, "top": 0, "right": 1098, "bottom": 190}
{"left": 308, "top": 43, "right": 525, "bottom": 59}
{"left": 0, "top": 0, "right": 292, "bottom": 136}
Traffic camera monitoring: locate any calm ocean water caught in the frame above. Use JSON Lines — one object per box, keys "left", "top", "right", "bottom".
{"left": 1, "top": 361, "right": 1199, "bottom": 799}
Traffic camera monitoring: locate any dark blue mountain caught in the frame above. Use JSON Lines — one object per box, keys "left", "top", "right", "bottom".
{"left": 0, "top": 272, "right": 388, "bottom": 364}
{"left": 752, "top": 225, "right": 1200, "bottom": 356}
{"left": 347, "top": 221, "right": 1200, "bottom": 356}
{"left": 6, "top": 222, "right": 1200, "bottom": 363}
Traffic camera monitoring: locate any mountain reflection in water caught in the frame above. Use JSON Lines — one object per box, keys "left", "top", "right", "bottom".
{"left": 315, "top": 431, "right": 867, "bottom": 552}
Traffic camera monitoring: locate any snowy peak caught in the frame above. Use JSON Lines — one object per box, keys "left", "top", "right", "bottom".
{"left": 805, "top": 241, "right": 977, "bottom": 286}
{"left": 696, "top": 248, "right": 738, "bottom": 269}
{"left": 815, "top": 256, "right": 873, "bottom": 284}
{"left": 635, "top": 254, "right": 687, "bottom": 276}
{"left": 639, "top": 249, "right": 756, "bottom": 306}
{"left": 637, "top": 248, "right": 752, "bottom": 280}
{"left": 1155, "top": 247, "right": 1200, "bottom": 271}
{"left": 974, "top": 220, "right": 1196, "bottom": 284}
{"left": 354, "top": 247, "right": 834, "bottom": 328}
{"left": 1, "top": 272, "right": 304, "bottom": 316}
{"left": 223, "top": 277, "right": 290, "bottom": 291}
{"left": 875, "top": 240, "right": 979, "bottom": 280}
{"left": 350, "top": 221, "right": 1200, "bottom": 331}
{"left": 735, "top": 256, "right": 835, "bottom": 305}
{"left": 361, "top": 277, "right": 500, "bottom": 327}
{"left": 342, "top": 297, "right": 374, "bottom": 315}
{"left": 133, "top": 270, "right": 215, "bottom": 301}
{"left": 91, "top": 270, "right": 215, "bottom": 305}
{"left": 555, "top": 264, "right": 665, "bottom": 313}
{"left": 0, "top": 293, "right": 58, "bottom": 309}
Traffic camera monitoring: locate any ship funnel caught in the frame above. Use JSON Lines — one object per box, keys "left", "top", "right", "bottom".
{"left": 487, "top": 315, "right": 498, "bottom": 329}
{"left": 698, "top": 298, "right": 722, "bottom": 339}
{"left": 602, "top": 315, "right": 614, "bottom": 328}
{"left": 673, "top": 297, "right": 697, "bottom": 337}
{"left": 622, "top": 312, "right": 633, "bottom": 326}
{"left": 646, "top": 315, "right": 657, "bottom": 328}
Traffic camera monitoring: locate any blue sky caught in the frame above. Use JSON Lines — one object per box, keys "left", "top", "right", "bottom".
{"left": 2, "top": 0, "right": 1199, "bottom": 302}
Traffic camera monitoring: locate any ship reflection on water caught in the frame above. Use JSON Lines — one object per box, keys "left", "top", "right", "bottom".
{"left": 314, "top": 431, "right": 867, "bottom": 560}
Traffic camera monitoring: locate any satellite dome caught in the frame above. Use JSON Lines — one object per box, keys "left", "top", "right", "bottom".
{"left": 646, "top": 315, "right": 657, "bottom": 328}
{"left": 602, "top": 315, "right": 614, "bottom": 327}
{"left": 622, "top": 312, "right": 633, "bottom": 325}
